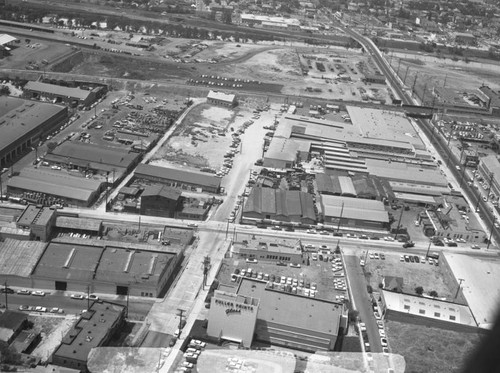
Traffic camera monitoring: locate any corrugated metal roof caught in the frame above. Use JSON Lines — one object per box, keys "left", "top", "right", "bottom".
{"left": 136, "top": 164, "right": 221, "bottom": 189}
{"left": 0, "top": 239, "right": 47, "bottom": 277}
{"left": 338, "top": 176, "right": 356, "bottom": 196}
{"left": 321, "top": 195, "right": 388, "bottom": 223}
{"left": 55, "top": 216, "right": 102, "bottom": 232}
{"left": 24, "top": 81, "right": 91, "bottom": 100}
{"left": 207, "top": 90, "right": 235, "bottom": 103}
{"left": 0, "top": 34, "right": 17, "bottom": 45}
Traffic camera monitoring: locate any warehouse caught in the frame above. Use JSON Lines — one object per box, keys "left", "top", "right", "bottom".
{"left": 0, "top": 97, "right": 67, "bottom": 167}
{"left": 31, "top": 241, "right": 180, "bottom": 297}
{"left": 23, "top": 81, "right": 102, "bottom": 108}
{"left": 0, "top": 239, "right": 47, "bottom": 288}
{"left": 139, "top": 185, "right": 182, "bottom": 218}
{"left": 319, "top": 195, "right": 389, "bottom": 229}
{"left": 207, "top": 90, "right": 236, "bottom": 107}
{"left": 45, "top": 142, "right": 140, "bottom": 183}
{"left": 243, "top": 187, "right": 316, "bottom": 225}
{"left": 7, "top": 168, "right": 104, "bottom": 207}
{"left": 135, "top": 164, "right": 221, "bottom": 194}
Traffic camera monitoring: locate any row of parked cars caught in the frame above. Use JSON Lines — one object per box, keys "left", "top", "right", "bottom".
{"left": 400, "top": 255, "right": 439, "bottom": 265}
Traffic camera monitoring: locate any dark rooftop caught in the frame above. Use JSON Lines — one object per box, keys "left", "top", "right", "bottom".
{"left": 135, "top": 164, "right": 221, "bottom": 190}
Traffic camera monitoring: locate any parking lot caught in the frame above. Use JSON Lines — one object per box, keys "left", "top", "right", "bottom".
{"left": 362, "top": 251, "right": 454, "bottom": 299}
{"left": 217, "top": 246, "right": 350, "bottom": 303}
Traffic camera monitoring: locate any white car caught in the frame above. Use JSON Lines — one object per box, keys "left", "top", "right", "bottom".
{"left": 35, "top": 306, "right": 47, "bottom": 312}
{"left": 380, "top": 338, "right": 388, "bottom": 347}
{"left": 246, "top": 258, "right": 258, "bottom": 263}
{"left": 71, "top": 294, "right": 85, "bottom": 300}
{"left": 31, "top": 291, "right": 45, "bottom": 297}
{"left": 191, "top": 339, "right": 206, "bottom": 348}
{"left": 379, "top": 329, "right": 386, "bottom": 337}
{"left": 86, "top": 294, "right": 99, "bottom": 301}
{"left": 359, "top": 322, "right": 366, "bottom": 332}
{"left": 383, "top": 236, "right": 395, "bottom": 242}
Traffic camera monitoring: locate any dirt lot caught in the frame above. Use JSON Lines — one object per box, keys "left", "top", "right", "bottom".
{"left": 363, "top": 252, "right": 454, "bottom": 299}
{"left": 30, "top": 314, "right": 78, "bottom": 363}
{"left": 386, "top": 320, "right": 483, "bottom": 373}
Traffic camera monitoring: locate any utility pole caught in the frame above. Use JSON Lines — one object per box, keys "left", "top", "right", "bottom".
{"left": 176, "top": 308, "right": 185, "bottom": 335}
{"left": 87, "top": 285, "right": 90, "bottom": 311}
{"left": 394, "top": 205, "right": 404, "bottom": 239}
{"left": 202, "top": 256, "right": 211, "bottom": 288}
{"left": 487, "top": 218, "right": 496, "bottom": 250}
{"left": 411, "top": 73, "right": 419, "bottom": 96}
{"left": 336, "top": 201, "right": 344, "bottom": 232}
{"left": 126, "top": 287, "right": 130, "bottom": 318}
{"left": 403, "top": 66, "right": 410, "bottom": 85}
{"left": 454, "top": 278, "right": 464, "bottom": 300}
{"left": 4, "top": 281, "right": 8, "bottom": 310}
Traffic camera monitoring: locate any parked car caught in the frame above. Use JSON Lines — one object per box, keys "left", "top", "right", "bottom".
{"left": 71, "top": 294, "right": 85, "bottom": 300}
{"left": 17, "top": 289, "right": 31, "bottom": 295}
{"left": 246, "top": 258, "right": 258, "bottom": 263}
{"left": 402, "top": 241, "right": 415, "bottom": 248}
{"left": 31, "top": 291, "right": 45, "bottom": 297}
{"left": 0, "top": 287, "right": 14, "bottom": 294}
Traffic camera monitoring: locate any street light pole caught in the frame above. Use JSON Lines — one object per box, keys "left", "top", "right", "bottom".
{"left": 487, "top": 218, "right": 496, "bottom": 250}
{"left": 394, "top": 206, "right": 404, "bottom": 239}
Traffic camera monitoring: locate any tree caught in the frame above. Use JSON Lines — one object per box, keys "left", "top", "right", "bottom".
{"left": 0, "top": 85, "right": 10, "bottom": 96}
{"left": 429, "top": 290, "right": 438, "bottom": 297}
{"left": 46, "top": 142, "right": 58, "bottom": 153}
{"left": 415, "top": 286, "right": 424, "bottom": 295}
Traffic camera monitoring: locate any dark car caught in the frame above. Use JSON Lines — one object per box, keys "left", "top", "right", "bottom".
{"left": 370, "top": 236, "right": 381, "bottom": 240}
{"left": 380, "top": 253, "right": 385, "bottom": 260}
{"left": 434, "top": 240, "right": 445, "bottom": 246}
{"left": 402, "top": 241, "right": 415, "bottom": 248}
{"left": 404, "top": 255, "right": 410, "bottom": 262}
{"left": 414, "top": 255, "right": 420, "bottom": 263}
{"left": 447, "top": 242, "right": 458, "bottom": 247}
{"left": 333, "top": 232, "right": 343, "bottom": 237}
{"left": 284, "top": 226, "right": 295, "bottom": 232}
{"left": 409, "top": 256, "right": 415, "bottom": 263}
{"left": 0, "top": 287, "right": 14, "bottom": 294}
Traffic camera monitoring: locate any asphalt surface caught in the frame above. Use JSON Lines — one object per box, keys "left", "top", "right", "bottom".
{"left": 343, "top": 253, "right": 382, "bottom": 352}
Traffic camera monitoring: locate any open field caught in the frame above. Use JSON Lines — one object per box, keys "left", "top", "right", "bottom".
{"left": 386, "top": 320, "right": 483, "bottom": 373}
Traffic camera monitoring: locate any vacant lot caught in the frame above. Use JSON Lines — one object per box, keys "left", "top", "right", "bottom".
{"left": 364, "top": 252, "right": 454, "bottom": 299}
{"left": 386, "top": 320, "right": 483, "bottom": 373}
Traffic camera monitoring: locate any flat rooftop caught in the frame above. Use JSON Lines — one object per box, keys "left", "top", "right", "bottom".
{"left": 237, "top": 278, "right": 343, "bottom": 335}
{"left": 0, "top": 97, "right": 66, "bottom": 153}
{"left": 55, "top": 216, "right": 102, "bottom": 232}
{"left": 32, "top": 242, "right": 104, "bottom": 282}
{"left": 94, "top": 247, "right": 176, "bottom": 286}
{"left": 365, "top": 159, "right": 448, "bottom": 187}
{"left": 346, "top": 106, "right": 425, "bottom": 150}
{"left": 16, "top": 204, "right": 55, "bottom": 227}
{"left": 232, "top": 234, "right": 302, "bottom": 256}
{"left": 444, "top": 253, "right": 500, "bottom": 329}
{"left": 0, "top": 239, "right": 47, "bottom": 277}
{"left": 24, "top": 81, "right": 91, "bottom": 100}
{"left": 136, "top": 163, "right": 221, "bottom": 190}
{"left": 54, "top": 301, "right": 125, "bottom": 363}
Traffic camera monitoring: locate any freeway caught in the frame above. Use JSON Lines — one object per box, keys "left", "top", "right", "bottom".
{"left": 341, "top": 25, "right": 499, "bottom": 250}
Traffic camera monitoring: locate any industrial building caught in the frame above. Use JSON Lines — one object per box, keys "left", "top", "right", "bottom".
{"left": 52, "top": 301, "right": 125, "bottom": 371}
{"left": 206, "top": 90, "right": 236, "bottom": 107}
{"left": 135, "top": 164, "right": 221, "bottom": 194}
{"left": 231, "top": 235, "right": 303, "bottom": 264}
{"left": 7, "top": 167, "right": 105, "bottom": 207}
{"left": 207, "top": 278, "right": 347, "bottom": 351}
{"left": 0, "top": 310, "right": 28, "bottom": 345}
{"left": 45, "top": 142, "right": 141, "bottom": 183}
{"left": 23, "top": 81, "right": 104, "bottom": 108}
{"left": 477, "top": 155, "right": 500, "bottom": 200}
{"left": 242, "top": 187, "right": 316, "bottom": 225}
{"left": 0, "top": 96, "right": 67, "bottom": 167}
{"left": 315, "top": 172, "right": 385, "bottom": 200}
{"left": 16, "top": 204, "right": 56, "bottom": 241}
{"left": 319, "top": 195, "right": 389, "bottom": 229}
{"left": 140, "top": 185, "right": 182, "bottom": 218}
{"left": 264, "top": 109, "right": 430, "bottom": 175}
{"left": 379, "top": 290, "right": 478, "bottom": 333}
{"left": 31, "top": 242, "right": 180, "bottom": 297}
